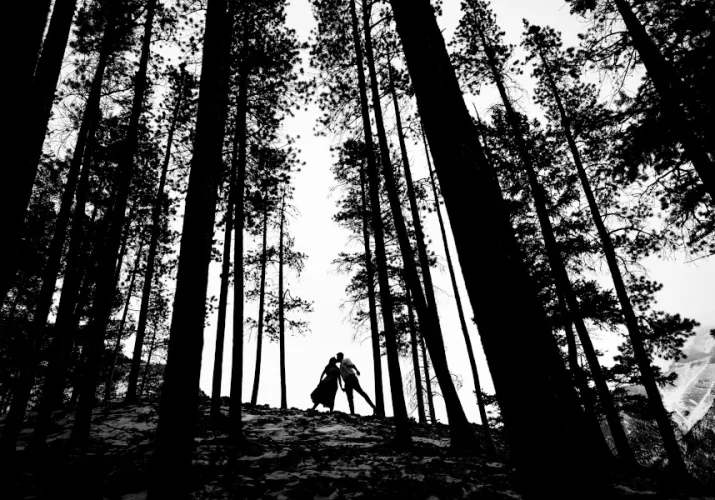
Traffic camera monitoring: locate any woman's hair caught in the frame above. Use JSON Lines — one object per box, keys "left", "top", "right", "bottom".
{"left": 328, "top": 356, "right": 337, "bottom": 365}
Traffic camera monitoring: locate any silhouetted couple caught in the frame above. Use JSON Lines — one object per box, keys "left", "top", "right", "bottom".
{"left": 310, "top": 352, "right": 376, "bottom": 415}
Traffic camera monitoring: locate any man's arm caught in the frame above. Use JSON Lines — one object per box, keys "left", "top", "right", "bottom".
{"left": 345, "top": 359, "right": 359, "bottom": 375}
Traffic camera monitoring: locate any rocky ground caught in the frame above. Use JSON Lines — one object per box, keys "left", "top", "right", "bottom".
{"left": 7, "top": 398, "right": 715, "bottom": 499}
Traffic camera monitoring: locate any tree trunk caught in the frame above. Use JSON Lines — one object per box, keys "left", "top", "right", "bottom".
{"left": 422, "top": 126, "right": 497, "bottom": 455}
{"left": 389, "top": 0, "right": 608, "bottom": 496}
{"left": 0, "top": 272, "right": 31, "bottom": 480}
{"left": 614, "top": 0, "right": 714, "bottom": 202}
{"left": 419, "top": 332, "right": 436, "bottom": 423}
{"left": 278, "top": 192, "right": 287, "bottom": 411}
{"left": 148, "top": 0, "right": 233, "bottom": 495}
{"left": 0, "top": 0, "right": 78, "bottom": 308}
{"left": 30, "top": 33, "right": 109, "bottom": 344}
{"left": 358, "top": 159, "right": 385, "bottom": 417}
{"left": 210, "top": 107, "right": 237, "bottom": 423}
{"left": 250, "top": 203, "right": 269, "bottom": 406}
{"left": 7, "top": 0, "right": 52, "bottom": 292}
{"left": 71, "top": 0, "right": 158, "bottom": 448}
{"left": 113, "top": 216, "right": 133, "bottom": 287}
{"left": 104, "top": 240, "right": 145, "bottom": 403}
{"left": 68, "top": 341, "right": 87, "bottom": 408}
{"left": 387, "top": 56, "right": 440, "bottom": 320}
{"left": 127, "top": 61, "right": 183, "bottom": 405}
{"left": 22, "top": 0, "right": 79, "bottom": 175}
{"left": 349, "top": 0, "right": 409, "bottom": 445}
{"left": 30, "top": 199, "right": 99, "bottom": 449}
{"left": 0, "top": 19, "right": 113, "bottom": 463}
{"left": 531, "top": 27, "right": 688, "bottom": 476}
{"left": 229, "top": 60, "right": 249, "bottom": 442}
{"left": 405, "top": 286, "right": 426, "bottom": 424}
{"left": 363, "top": 0, "right": 476, "bottom": 450}
{"left": 139, "top": 323, "right": 159, "bottom": 399}
{"left": 14, "top": 0, "right": 52, "bottom": 88}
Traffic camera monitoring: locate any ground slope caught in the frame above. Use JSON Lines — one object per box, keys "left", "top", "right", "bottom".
{"left": 6, "top": 398, "right": 715, "bottom": 499}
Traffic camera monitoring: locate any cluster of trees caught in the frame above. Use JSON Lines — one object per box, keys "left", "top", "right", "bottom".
{"left": 314, "top": 0, "right": 711, "bottom": 496}
{"left": 2, "top": 0, "right": 193, "bottom": 462}
{"left": 1, "top": 0, "right": 711, "bottom": 498}
{"left": 1, "top": 0, "right": 310, "bottom": 496}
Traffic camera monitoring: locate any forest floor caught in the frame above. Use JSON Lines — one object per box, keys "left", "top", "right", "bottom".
{"left": 6, "top": 397, "right": 715, "bottom": 499}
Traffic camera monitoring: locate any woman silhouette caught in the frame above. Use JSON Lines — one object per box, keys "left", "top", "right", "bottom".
{"left": 310, "top": 357, "right": 343, "bottom": 412}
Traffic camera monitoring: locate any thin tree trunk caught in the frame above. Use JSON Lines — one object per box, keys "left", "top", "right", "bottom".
{"left": 30, "top": 44, "right": 108, "bottom": 340}
{"left": 139, "top": 323, "right": 159, "bottom": 398}
{"left": 0, "top": 0, "right": 79, "bottom": 307}
{"left": 250, "top": 203, "right": 269, "bottom": 406}
{"left": 114, "top": 219, "right": 132, "bottom": 287}
{"left": 389, "top": 0, "right": 609, "bottom": 496}
{"left": 210, "top": 224, "right": 231, "bottom": 412}
{"left": 64, "top": 255, "right": 100, "bottom": 413}
{"left": 229, "top": 59, "right": 249, "bottom": 442}
{"left": 560, "top": 300, "right": 590, "bottom": 405}
{"left": 392, "top": 55, "right": 489, "bottom": 447}
{"left": 349, "top": 0, "right": 409, "bottom": 445}
{"left": 358, "top": 160, "right": 385, "bottom": 417}
{"left": 422, "top": 126, "right": 497, "bottom": 455}
{"left": 531, "top": 29, "right": 687, "bottom": 475}
{"left": 405, "top": 286, "right": 426, "bottom": 424}
{"left": 419, "top": 332, "right": 436, "bottom": 423}
{"left": 30, "top": 200, "right": 100, "bottom": 449}
{"left": 71, "top": 202, "right": 103, "bottom": 330}
{"left": 0, "top": 279, "right": 26, "bottom": 460}
{"left": 210, "top": 107, "right": 237, "bottom": 423}
{"left": 104, "top": 240, "right": 145, "bottom": 403}
{"left": 278, "top": 192, "right": 287, "bottom": 410}
{"left": 127, "top": 61, "right": 183, "bottom": 405}
{"left": 0, "top": 18, "right": 114, "bottom": 463}
{"left": 363, "top": 0, "right": 477, "bottom": 449}
{"left": 71, "top": 0, "right": 158, "bottom": 447}
{"left": 148, "top": 0, "right": 233, "bottom": 494}
{"left": 614, "top": 0, "right": 714, "bottom": 201}
{"left": 387, "top": 55, "right": 440, "bottom": 320}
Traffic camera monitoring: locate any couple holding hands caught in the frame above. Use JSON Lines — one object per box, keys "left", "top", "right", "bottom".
{"left": 310, "top": 352, "right": 376, "bottom": 415}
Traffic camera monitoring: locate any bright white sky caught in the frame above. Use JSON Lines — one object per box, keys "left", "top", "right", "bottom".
{"left": 192, "top": 0, "right": 715, "bottom": 423}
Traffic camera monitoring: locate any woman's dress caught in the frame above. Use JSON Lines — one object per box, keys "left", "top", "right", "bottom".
{"left": 311, "top": 365, "right": 340, "bottom": 408}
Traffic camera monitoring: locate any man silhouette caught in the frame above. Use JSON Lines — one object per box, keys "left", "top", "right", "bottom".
{"left": 336, "top": 352, "right": 376, "bottom": 415}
